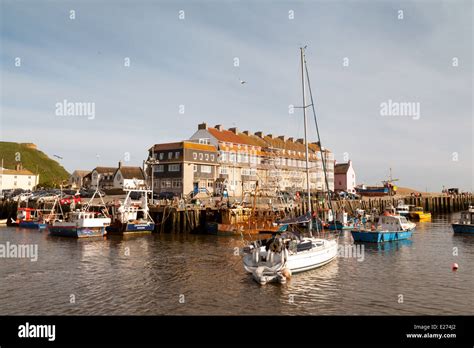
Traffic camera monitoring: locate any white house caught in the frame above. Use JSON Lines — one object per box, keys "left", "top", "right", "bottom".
{"left": 69, "top": 170, "right": 89, "bottom": 189}
{"left": 0, "top": 165, "right": 40, "bottom": 191}
{"left": 90, "top": 167, "right": 117, "bottom": 189}
{"left": 334, "top": 160, "right": 356, "bottom": 194}
{"left": 113, "top": 163, "right": 146, "bottom": 189}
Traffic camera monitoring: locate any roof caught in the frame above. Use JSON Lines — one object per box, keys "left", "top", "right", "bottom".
{"left": 150, "top": 141, "right": 217, "bottom": 152}
{"left": 237, "top": 132, "right": 267, "bottom": 148}
{"left": 0, "top": 168, "right": 36, "bottom": 176}
{"left": 208, "top": 127, "right": 247, "bottom": 145}
{"left": 93, "top": 167, "right": 117, "bottom": 174}
{"left": 117, "top": 166, "right": 145, "bottom": 180}
{"left": 71, "top": 170, "right": 89, "bottom": 177}
{"left": 334, "top": 163, "right": 350, "bottom": 174}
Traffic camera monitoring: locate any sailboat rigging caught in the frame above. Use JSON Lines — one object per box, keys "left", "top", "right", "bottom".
{"left": 242, "top": 47, "right": 339, "bottom": 285}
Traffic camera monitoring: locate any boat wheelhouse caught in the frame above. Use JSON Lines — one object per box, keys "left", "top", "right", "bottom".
{"left": 351, "top": 215, "right": 416, "bottom": 243}
{"left": 452, "top": 206, "right": 474, "bottom": 234}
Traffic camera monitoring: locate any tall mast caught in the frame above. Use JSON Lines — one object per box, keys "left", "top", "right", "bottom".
{"left": 301, "top": 47, "right": 312, "bottom": 225}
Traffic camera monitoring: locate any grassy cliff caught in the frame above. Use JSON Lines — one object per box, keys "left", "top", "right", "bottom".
{"left": 0, "top": 142, "right": 69, "bottom": 187}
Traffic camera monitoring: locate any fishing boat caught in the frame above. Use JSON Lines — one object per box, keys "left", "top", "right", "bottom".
{"left": 106, "top": 189, "right": 155, "bottom": 234}
{"left": 451, "top": 206, "right": 474, "bottom": 234}
{"left": 350, "top": 215, "right": 416, "bottom": 243}
{"left": 409, "top": 206, "right": 431, "bottom": 221}
{"left": 355, "top": 185, "right": 389, "bottom": 197}
{"left": 242, "top": 47, "right": 339, "bottom": 285}
{"left": 327, "top": 211, "right": 354, "bottom": 230}
{"left": 16, "top": 207, "right": 47, "bottom": 229}
{"left": 49, "top": 187, "right": 110, "bottom": 238}
{"left": 395, "top": 201, "right": 412, "bottom": 217}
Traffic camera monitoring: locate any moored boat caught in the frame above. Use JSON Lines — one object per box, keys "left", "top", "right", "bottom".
{"left": 106, "top": 189, "right": 155, "bottom": 235}
{"left": 49, "top": 187, "right": 110, "bottom": 238}
{"left": 395, "top": 201, "right": 412, "bottom": 217}
{"left": 409, "top": 206, "right": 431, "bottom": 221}
{"left": 16, "top": 207, "right": 47, "bottom": 229}
{"left": 351, "top": 215, "right": 416, "bottom": 243}
{"left": 452, "top": 206, "right": 474, "bottom": 234}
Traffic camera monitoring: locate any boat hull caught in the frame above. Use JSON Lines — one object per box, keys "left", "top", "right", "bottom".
{"left": 452, "top": 223, "right": 474, "bottom": 234}
{"left": 351, "top": 230, "right": 413, "bottom": 243}
{"left": 106, "top": 222, "right": 155, "bottom": 234}
{"left": 19, "top": 221, "right": 47, "bottom": 229}
{"left": 48, "top": 226, "right": 106, "bottom": 238}
{"left": 409, "top": 212, "right": 431, "bottom": 221}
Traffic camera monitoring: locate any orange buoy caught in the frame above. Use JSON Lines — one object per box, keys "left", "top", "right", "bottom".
{"left": 452, "top": 263, "right": 459, "bottom": 271}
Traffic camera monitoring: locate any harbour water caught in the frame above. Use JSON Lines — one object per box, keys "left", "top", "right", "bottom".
{"left": 0, "top": 213, "right": 472, "bottom": 315}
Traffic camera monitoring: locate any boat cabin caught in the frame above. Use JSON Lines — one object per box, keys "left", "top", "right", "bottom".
{"left": 459, "top": 208, "right": 474, "bottom": 225}
{"left": 377, "top": 215, "right": 412, "bottom": 232}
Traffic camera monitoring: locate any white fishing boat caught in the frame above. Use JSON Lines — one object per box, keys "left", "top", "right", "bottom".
{"left": 242, "top": 47, "right": 338, "bottom": 285}
{"left": 48, "top": 186, "right": 110, "bottom": 238}
{"left": 106, "top": 188, "right": 155, "bottom": 234}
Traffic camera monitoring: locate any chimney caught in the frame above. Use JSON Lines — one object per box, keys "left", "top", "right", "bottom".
{"left": 214, "top": 124, "right": 222, "bottom": 131}
{"left": 229, "top": 127, "right": 238, "bottom": 134}
{"left": 287, "top": 137, "right": 294, "bottom": 143}
{"left": 198, "top": 122, "right": 207, "bottom": 130}
{"left": 267, "top": 134, "right": 273, "bottom": 139}
{"left": 242, "top": 130, "right": 249, "bottom": 135}
{"left": 255, "top": 131, "right": 263, "bottom": 138}
{"left": 278, "top": 135, "right": 286, "bottom": 142}
{"left": 118, "top": 161, "right": 122, "bottom": 168}
{"left": 296, "top": 138, "right": 304, "bottom": 144}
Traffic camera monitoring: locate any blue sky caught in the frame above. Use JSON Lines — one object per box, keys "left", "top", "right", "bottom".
{"left": 0, "top": 0, "right": 472, "bottom": 191}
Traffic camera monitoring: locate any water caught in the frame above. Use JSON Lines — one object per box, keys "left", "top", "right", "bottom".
{"left": 0, "top": 213, "right": 472, "bottom": 315}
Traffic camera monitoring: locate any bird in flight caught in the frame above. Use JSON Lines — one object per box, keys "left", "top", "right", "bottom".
{"left": 239, "top": 77, "right": 247, "bottom": 85}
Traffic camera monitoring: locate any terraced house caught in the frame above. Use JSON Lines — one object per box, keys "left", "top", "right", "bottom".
{"left": 188, "top": 123, "right": 334, "bottom": 197}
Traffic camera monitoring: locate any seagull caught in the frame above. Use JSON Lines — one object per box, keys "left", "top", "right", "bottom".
{"left": 239, "top": 77, "right": 247, "bottom": 85}
{"left": 53, "top": 155, "right": 63, "bottom": 160}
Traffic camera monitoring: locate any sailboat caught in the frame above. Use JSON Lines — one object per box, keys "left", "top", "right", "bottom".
{"left": 242, "top": 47, "right": 339, "bottom": 285}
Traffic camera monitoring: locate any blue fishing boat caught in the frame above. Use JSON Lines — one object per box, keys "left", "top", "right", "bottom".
{"left": 106, "top": 189, "right": 155, "bottom": 235}
{"left": 351, "top": 215, "right": 416, "bottom": 243}
{"left": 19, "top": 220, "right": 47, "bottom": 229}
{"left": 452, "top": 206, "right": 474, "bottom": 234}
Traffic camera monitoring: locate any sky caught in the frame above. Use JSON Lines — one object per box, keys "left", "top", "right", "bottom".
{"left": 0, "top": 0, "right": 472, "bottom": 191}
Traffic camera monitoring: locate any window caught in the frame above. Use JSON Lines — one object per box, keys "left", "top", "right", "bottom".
{"left": 159, "top": 153, "right": 164, "bottom": 160}
{"left": 199, "top": 153, "right": 203, "bottom": 160}
{"left": 201, "top": 165, "right": 212, "bottom": 173}
{"left": 242, "top": 153, "right": 248, "bottom": 163}
{"left": 161, "top": 180, "right": 171, "bottom": 188}
{"left": 172, "top": 179, "right": 182, "bottom": 188}
{"left": 220, "top": 151, "right": 227, "bottom": 162}
{"left": 210, "top": 154, "right": 215, "bottom": 161}
{"left": 168, "top": 152, "right": 173, "bottom": 159}
{"left": 169, "top": 164, "right": 180, "bottom": 172}
{"left": 205, "top": 153, "right": 209, "bottom": 161}
{"left": 219, "top": 167, "right": 228, "bottom": 174}
{"left": 237, "top": 153, "right": 242, "bottom": 163}
{"left": 28, "top": 176, "right": 31, "bottom": 179}
{"left": 207, "top": 180, "right": 213, "bottom": 188}
{"left": 155, "top": 165, "right": 164, "bottom": 172}
{"left": 199, "top": 138, "right": 210, "bottom": 144}
{"left": 175, "top": 152, "right": 180, "bottom": 159}
{"left": 229, "top": 152, "right": 236, "bottom": 163}
{"left": 194, "top": 165, "right": 198, "bottom": 172}
{"left": 28, "top": 182, "right": 31, "bottom": 186}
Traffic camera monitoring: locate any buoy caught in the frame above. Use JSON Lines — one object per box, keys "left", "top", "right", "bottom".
{"left": 281, "top": 268, "right": 292, "bottom": 279}
{"left": 452, "top": 263, "right": 459, "bottom": 271}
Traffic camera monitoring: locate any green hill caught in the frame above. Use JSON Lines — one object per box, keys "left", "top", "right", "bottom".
{"left": 0, "top": 142, "right": 69, "bottom": 187}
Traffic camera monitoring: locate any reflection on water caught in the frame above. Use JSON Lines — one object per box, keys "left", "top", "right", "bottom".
{"left": 0, "top": 213, "right": 472, "bottom": 315}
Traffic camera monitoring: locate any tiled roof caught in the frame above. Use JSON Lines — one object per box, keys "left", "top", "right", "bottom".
{"left": 334, "top": 163, "right": 350, "bottom": 174}
{"left": 94, "top": 167, "right": 117, "bottom": 174}
{"left": 118, "top": 166, "right": 145, "bottom": 180}
{"left": 0, "top": 168, "right": 35, "bottom": 176}
{"left": 208, "top": 127, "right": 247, "bottom": 144}
{"left": 71, "top": 170, "right": 89, "bottom": 177}
{"left": 150, "top": 141, "right": 217, "bottom": 152}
